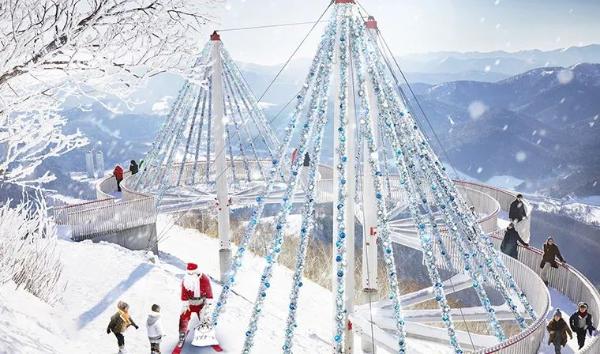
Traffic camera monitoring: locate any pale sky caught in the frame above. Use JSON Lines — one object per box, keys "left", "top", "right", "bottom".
{"left": 208, "top": 0, "right": 600, "bottom": 65}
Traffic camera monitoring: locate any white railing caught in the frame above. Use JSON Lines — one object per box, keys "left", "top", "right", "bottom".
{"left": 474, "top": 230, "right": 550, "bottom": 354}
{"left": 96, "top": 171, "right": 133, "bottom": 199}
{"left": 58, "top": 196, "right": 156, "bottom": 241}
{"left": 380, "top": 179, "right": 598, "bottom": 353}
{"left": 54, "top": 198, "right": 115, "bottom": 224}
{"left": 55, "top": 171, "right": 158, "bottom": 241}
{"left": 456, "top": 180, "right": 532, "bottom": 242}
{"left": 465, "top": 183, "right": 600, "bottom": 354}
{"left": 454, "top": 181, "right": 501, "bottom": 234}
{"left": 125, "top": 159, "right": 279, "bottom": 191}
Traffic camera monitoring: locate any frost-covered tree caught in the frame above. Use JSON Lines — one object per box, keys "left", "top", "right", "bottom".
{"left": 0, "top": 196, "right": 65, "bottom": 304}
{"left": 0, "top": 0, "right": 218, "bottom": 186}
{"left": 0, "top": 1, "right": 219, "bottom": 304}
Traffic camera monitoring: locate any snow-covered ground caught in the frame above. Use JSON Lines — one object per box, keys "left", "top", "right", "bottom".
{"left": 0, "top": 215, "right": 448, "bottom": 354}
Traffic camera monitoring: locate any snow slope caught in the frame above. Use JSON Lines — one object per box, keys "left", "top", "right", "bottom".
{"left": 0, "top": 215, "right": 448, "bottom": 354}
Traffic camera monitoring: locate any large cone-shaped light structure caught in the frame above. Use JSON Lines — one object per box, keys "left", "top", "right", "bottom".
{"left": 207, "top": 2, "right": 538, "bottom": 354}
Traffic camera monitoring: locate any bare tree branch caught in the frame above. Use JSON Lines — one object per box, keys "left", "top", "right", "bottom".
{"left": 0, "top": 0, "right": 219, "bottom": 185}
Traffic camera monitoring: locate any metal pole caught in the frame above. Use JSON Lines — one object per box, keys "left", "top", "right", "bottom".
{"left": 211, "top": 31, "right": 232, "bottom": 282}
{"left": 359, "top": 16, "right": 381, "bottom": 353}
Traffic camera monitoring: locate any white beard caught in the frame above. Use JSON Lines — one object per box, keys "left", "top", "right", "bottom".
{"left": 183, "top": 273, "right": 201, "bottom": 297}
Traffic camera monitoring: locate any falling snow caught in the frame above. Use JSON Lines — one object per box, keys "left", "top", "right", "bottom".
{"left": 468, "top": 101, "right": 488, "bottom": 120}
{"left": 515, "top": 151, "right": 527, "bottom": 162}
{"left": 557, "top": 69, "right": 574, "bottom": 84}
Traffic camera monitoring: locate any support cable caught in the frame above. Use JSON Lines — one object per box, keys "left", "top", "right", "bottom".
{"left": 205, "top": 77, "right": 213, "bottom": 182}
{"left": 256, "top": 2, "right": 334, "bottom": 103}
{"left": 222, "top": 59, "right": 276, "bottom": 162}
{"left": 190, "top": 81, "right": 209, "bottom": 185}
{"left": 177, "top": 66, "right": 211, "bottom": 186}
{"left": 223, "top": 67, "right": 266, "bottom": 181}
{"left": 221, "top": 54, "right": 279, "bottom": 153}
{"left": 216, "top": 20, "right": 326, "bottom": 33}
{"left": 222, "top": 74, "right": 252, "bottom": 182}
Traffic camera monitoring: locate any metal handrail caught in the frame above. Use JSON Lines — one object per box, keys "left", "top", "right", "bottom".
{"left": 468, "top": 183, "right": 600, "bottom": 354}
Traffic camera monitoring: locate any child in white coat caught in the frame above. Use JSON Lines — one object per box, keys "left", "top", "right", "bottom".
{"left": 147, "top": 304, "right": 164, "bottom": 354}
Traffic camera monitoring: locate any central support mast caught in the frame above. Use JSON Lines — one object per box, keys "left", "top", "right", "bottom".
{"left": 211, "top": 31, "right": 232, "bottom": 282}
{"left": 360, "top": 15, "right": 381, "bottom": 354}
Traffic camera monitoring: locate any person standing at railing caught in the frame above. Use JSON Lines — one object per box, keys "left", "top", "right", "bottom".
{"left": 540, "top": 237, "right": 566, "bottom": 286}
{"left": 129, "top": 160, "right": 139, "bottom": 175}
{"left": 570, "top": 302, "right": 597, "bottom": 349}
{"left": 500, "top": 222, "right": 529, "bottom": 259}
{"left": 509, "top": 193, "right": 530, "bottom": 242}
{"left": 113, "top": 165, "right": 124, "bottom": 192}
{"left": 547, "top": 309, "right": 573, "bottom": 354}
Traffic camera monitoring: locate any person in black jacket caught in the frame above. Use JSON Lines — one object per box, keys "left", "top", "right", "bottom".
{"left": 569, "top": 302, "right": 597, "bottom": 349}
{"left": 509, "top": 194, "right": 527, "bottom": 222}
{"left": 540, "top": 237, "right": 566, "bottom": 285}
{"left": 129, "top": 160, "right": 139, "bottom": 175}
{"left": 500, "top": 222, "right": 529, "bottom": 259}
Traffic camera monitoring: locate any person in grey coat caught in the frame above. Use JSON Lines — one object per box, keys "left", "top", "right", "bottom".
{"left": 570, "top": 302, "right": 597, "bottom": 349}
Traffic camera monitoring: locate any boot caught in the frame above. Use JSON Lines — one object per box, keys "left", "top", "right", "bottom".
{"left": 118, "top": 345, "right": 127, "bottom": 354}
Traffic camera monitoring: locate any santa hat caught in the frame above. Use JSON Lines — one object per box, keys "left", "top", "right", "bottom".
{"left": 186, "top": 262, "right": 199, "bottom": 273}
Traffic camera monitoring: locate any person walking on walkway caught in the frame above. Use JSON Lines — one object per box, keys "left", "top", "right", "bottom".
{"left": 500, "top": 222, "right": 529, "bottom": 259}
{"left": 570, "top": 302, "right": 597, "bottom": 349}
{"left": 547, "top": 309, "right": 573, "bottom": 354}
{"left": 540, "top": 237, "right": 566, "bottom": 286}
{"left": 509, "top": 193, "right": 527, "bottom": 221}
{"left": 113, "top": 164, "right": 124, "bottom": 192}
{"left": 129, "top": 160, "right": 139, "bottom": 175}
{"left": 107, "top": 300, "right": 139, "bottom": 354}
{"left": 509, "top": 193, "right": 530, "bottom": 241}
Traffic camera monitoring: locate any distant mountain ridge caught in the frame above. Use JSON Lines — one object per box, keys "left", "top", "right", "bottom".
{"left": 398, "top": 44, "right": 600, "bottom": 75}
{"left": 412, "top": 63, "right": 600, "bottom": 197}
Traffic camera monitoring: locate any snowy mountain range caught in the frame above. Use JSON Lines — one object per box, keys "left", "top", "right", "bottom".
{"left": 397, "top": 44, "right": 600, "bottom": 81}
{"left": 413, "top": 63, "right": 600, "bottom": 197}
{"left": 42, "top": 45, "right": 600, "bottom": 202}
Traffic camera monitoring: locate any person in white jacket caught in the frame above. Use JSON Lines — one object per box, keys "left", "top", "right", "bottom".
{"left": 147, "top": 304, "right": 164, "bottom": 354}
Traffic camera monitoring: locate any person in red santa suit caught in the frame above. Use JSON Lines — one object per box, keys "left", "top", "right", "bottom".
{"left": 178, "top": 263, "right": 213, "bottom": 342}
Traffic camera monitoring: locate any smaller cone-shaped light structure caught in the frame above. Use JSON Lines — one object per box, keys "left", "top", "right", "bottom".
{"left": 130, "top": 32, "right": 280, "bottom": 212}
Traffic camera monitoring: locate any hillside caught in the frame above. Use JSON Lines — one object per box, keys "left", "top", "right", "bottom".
{"left": 413, "top": 63, "right": 600, "bottom": 197}
{"left": 0, "top": 216, "right": 445, "bottom": 354}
